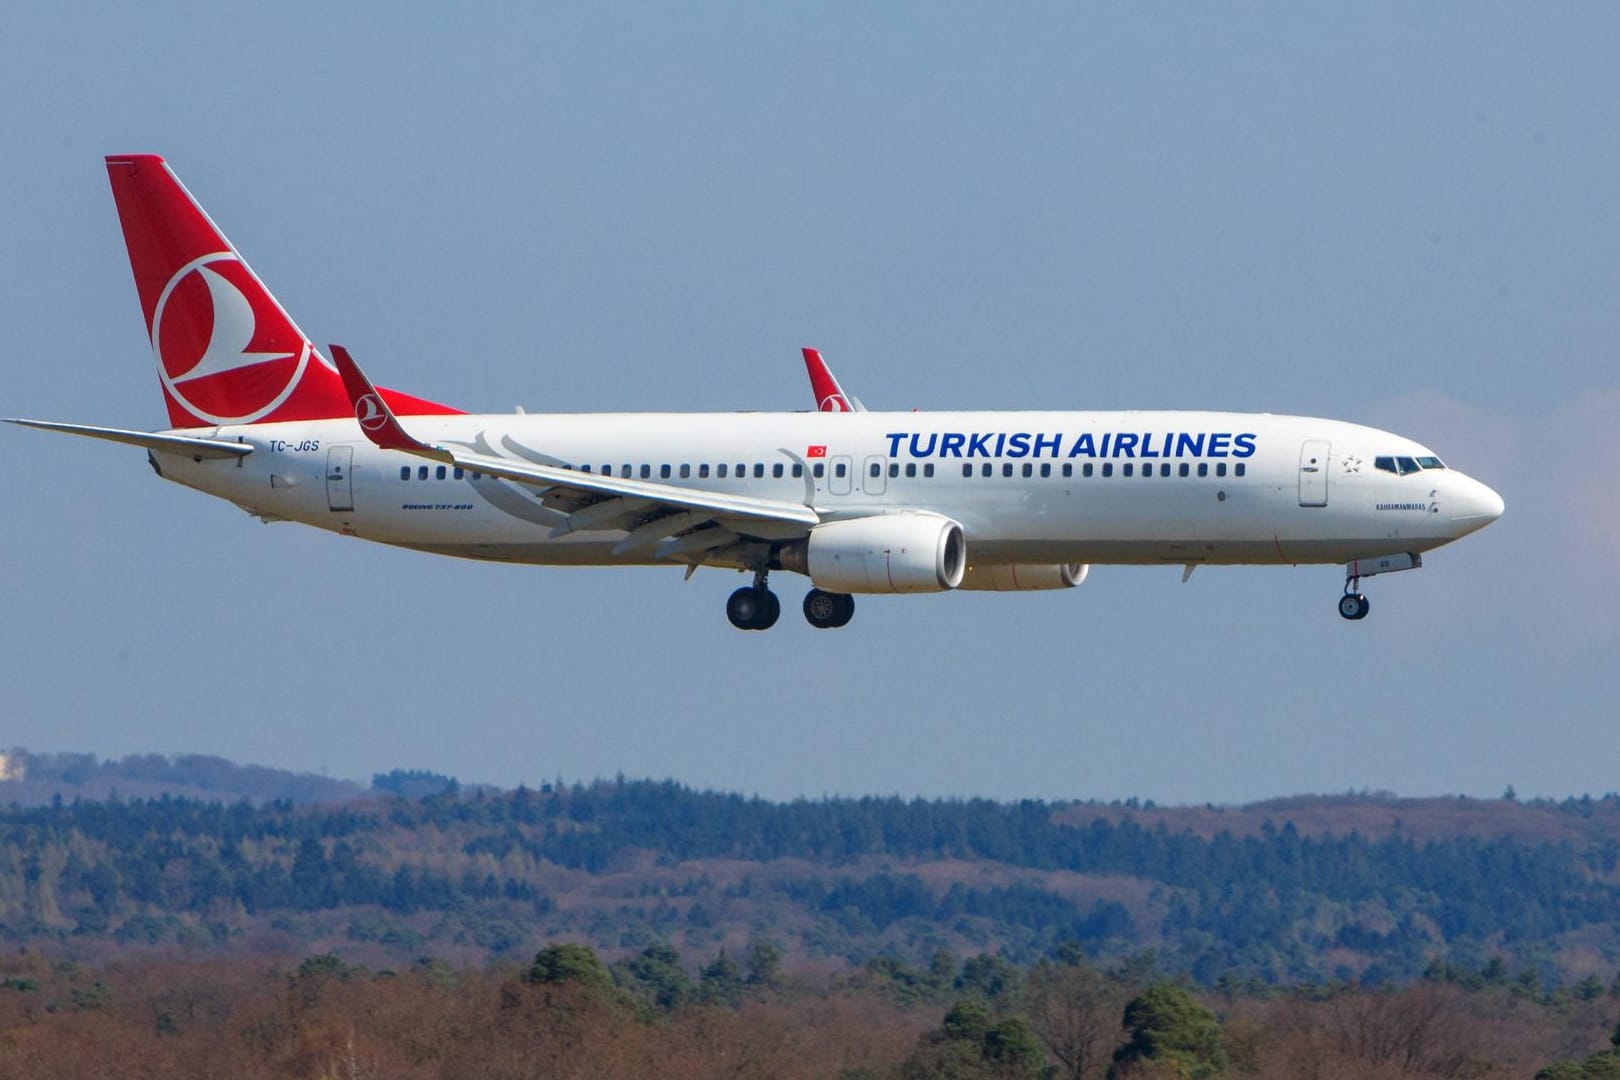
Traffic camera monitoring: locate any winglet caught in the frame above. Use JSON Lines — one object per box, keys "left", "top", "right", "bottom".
{"left": 330, "top": 345, "right": 450, "bottom": 458}
{"left": 802, "top": 347, "right": 862, "bottom": 413}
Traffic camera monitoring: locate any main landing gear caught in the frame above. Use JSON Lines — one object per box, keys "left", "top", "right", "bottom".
{"left": 726, "top": 569, "right": 855, "bottom": 631}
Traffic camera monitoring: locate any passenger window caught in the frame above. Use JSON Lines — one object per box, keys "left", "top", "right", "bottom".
{"left": 680, "top": 464, "right": 691, "bottom": 479}
{"left": 792, "top": 464, "right": 803, "bottom": 478}
{"left": 963, "top": 463, "right": 973, "bottom": 478}
{"left": 418, "top": 466, "right": 428, "bottom": 480}
{"left": 581, "top": 465, "right": 591, "bottom": 474}
{"left": 1235, "top": 463, "right": 1246, "bottom": 477}
{"left": 1178, "top": 463, "right": 1189, "bottom": 477}
{"left": 924, "top": 463, "right": 934, "bottom": 477}
{"left": 660, "top": 464, "right": 671, "bottom": 479}
{"left": 431, "top": 465, "right": 443, "bottom": 480}
{"left": 888, "top": 463, "right": 899, "bottom": 478}
{"left": 905, "top": 463, "right": 916, "bottom": 478}
{"left": 399, "top": 466, "right": 410, "bottom": 481}
{"left": 699, "top": 464, "right": 710, "bottom": 478}
{"left": 1022, "top": 463, "right": 1033, "bottom": 478}
{"left": 1123, "top": 463, "right": 1134, "bottom": 477}
{"left": 601, "top": 465, "right": 611, "bottom": 476}
{"left": 1003, "top": 463, "right": 1014, "bottom": 478}
{"left": 870, "top": 462, "right": 882, "bottom": 478}
{"left": 835, "top": 462, "right": 847, "bottom": 478}
{"left": 1160, "top": 463, "right": 1171, "bottom": 477}
{"left": 813, "top": 463, "right": 824, "bottom": 478}
{"left": 1062, "top": 464, "right": 1072, "bottom": 478}
{"left": 718, "top": 464, "right": 728, "bottom": 478}
{"left": 736, "top": 464, "right": 745, "bottom": 476}
{"left": 1082, "top": 463, "right": 1093, "bottom": 478}
{"left": 981, "top": 463, "right": 992, "bottom": 477}
{"left": 639, "top": 464, "right": 651, "bottom": 479}
{"left": 1102, "top": 463, "right": 1113, "bottom": 477}
{"left": 754, "top": 464, "right": 764, "bottom": 478}
{"left": 1198, "top": 462, "right": 1208, "bottom": 477}
{"left": 772, "top": 463, "right": 784, "bottom": 478}
{"left": 1216, "top": 463, "right": 1227, "bottom": 477}
{"left": 1040, "top": 463, "right": 1051, "bottom": 477}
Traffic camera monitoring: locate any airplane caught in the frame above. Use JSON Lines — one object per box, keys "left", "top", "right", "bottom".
{"left": 8, "top": 155, "right": 1504, "bottom": 631}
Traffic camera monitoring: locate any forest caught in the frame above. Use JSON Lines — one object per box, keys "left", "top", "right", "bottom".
{"left": 0, "top": 759, "right": 1617, "bottom": 992}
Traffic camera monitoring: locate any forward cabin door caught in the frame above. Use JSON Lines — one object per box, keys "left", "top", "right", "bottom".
{"left": 326, "top": 445, "right": 355, "bottom": 512}
{"left": 1298, "top": 440, "right": 1330, "bottom": 507}
{"left": 829, "top": 454, "right": 853, "bottom": 495}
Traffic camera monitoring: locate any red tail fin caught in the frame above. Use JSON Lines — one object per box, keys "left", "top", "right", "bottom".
{"left": 105, "top": 155, "right": 457, "bottom": 427}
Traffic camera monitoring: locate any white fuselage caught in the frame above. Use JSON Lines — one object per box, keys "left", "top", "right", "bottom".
{"left": 151, "top": 409, "right": 1504, "bottom": 571}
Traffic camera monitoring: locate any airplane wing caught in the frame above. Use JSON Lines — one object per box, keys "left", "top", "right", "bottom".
{"left": 4, "top": 418, "right": 254, "bottom": 459}
{"left": 330, "top": 346, "right": 820, "bottom": 559}
{"left": 802, "top": 348, "right": 865, "bottom": 412}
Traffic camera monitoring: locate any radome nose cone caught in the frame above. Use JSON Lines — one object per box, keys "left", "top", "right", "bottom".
{"left": 1451, "top": 476, "right": 1504, "bottom": 531}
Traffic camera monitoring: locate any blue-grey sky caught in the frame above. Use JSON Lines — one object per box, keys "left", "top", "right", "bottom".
{"left": 2, "top": 4, "right": 1616, "bottom": 803}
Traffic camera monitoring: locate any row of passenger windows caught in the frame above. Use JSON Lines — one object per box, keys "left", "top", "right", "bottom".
{"left": 1375, "top": 455, "right": 1445, "bottom": 475}
{"left": 400, "top": 459, "right": 1245, "bottom": 482}
{"left": 959, "top": 461, "right": 1245, "bottom": 479}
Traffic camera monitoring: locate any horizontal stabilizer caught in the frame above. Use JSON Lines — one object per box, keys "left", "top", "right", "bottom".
{"left": 5, "top": 418, "right": 253, "bottom": 459}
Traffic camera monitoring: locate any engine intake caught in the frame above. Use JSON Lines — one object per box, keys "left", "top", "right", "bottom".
{"left": 958, "top": 563, "right": 1089, "bottom": 591}
{"left": 780, "top": 513, "right": 966, "bottom": 594}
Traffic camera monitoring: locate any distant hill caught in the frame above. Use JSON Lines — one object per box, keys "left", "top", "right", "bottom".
{"left": 0, "top": 749, "right": 363, "bottom": 805}
{"left": 0, "top": 760, "right": 1617, "bottom": 990}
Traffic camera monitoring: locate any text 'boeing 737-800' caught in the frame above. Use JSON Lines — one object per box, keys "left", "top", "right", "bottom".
{"left": 8, "top": 156, "right": 1504, "bottom": 630}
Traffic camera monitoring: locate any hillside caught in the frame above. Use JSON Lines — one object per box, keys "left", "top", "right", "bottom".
{"left": 0, "top": 755, "right": 1617, "bottom": 990}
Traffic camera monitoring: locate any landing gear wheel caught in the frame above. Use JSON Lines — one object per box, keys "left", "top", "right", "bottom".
{"left": 1338, "top": 593, "right": 1370, "bottom": 621}
{"left": 803, "top": 589, "right": 855, "bottom": 629}
{"left": 727, "top": 586, "right": 779, "bottom": 631}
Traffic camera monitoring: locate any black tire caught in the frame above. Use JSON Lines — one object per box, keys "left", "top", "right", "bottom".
{"left": 804, "top": 588, "right": 841, "bottom": 629}
{"left": 758, "top": 589, "right": 781, "bottom": 630}
{"left": 727, "top": 587, "right": 762, "bottom": 630}
{"left": 832, "top": 592, "right": 856, "bottom": 628}
{"left": 1338, "top": 593, "right": 1369, "bottom": 621}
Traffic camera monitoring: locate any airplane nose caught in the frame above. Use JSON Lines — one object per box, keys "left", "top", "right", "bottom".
{"left": 1450, "top": 475, "right": 1504, "bottom": 534}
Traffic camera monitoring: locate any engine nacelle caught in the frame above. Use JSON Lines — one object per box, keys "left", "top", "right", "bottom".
{"left": 958, "top": 563, "right": 1089, "bottom": 591}
{"left": 780, "top": 513, "right": 966, "bottom": 594}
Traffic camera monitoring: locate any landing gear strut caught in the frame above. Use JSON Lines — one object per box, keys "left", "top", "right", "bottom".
{"left": 726, "top": 567, "right": 780, "bottom": 631}
{"left": 803, "top": 588, "right": 855, "bottom": 629}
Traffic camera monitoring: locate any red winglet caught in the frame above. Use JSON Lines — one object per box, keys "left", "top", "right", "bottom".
{"left": 330, "top": 345, "right": 447, "bottom": 456}
{"left": 802, "top": 347, "right": 853, "bottom": 413}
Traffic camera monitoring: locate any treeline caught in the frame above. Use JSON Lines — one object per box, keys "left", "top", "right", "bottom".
{"left": 1, "top": 780, "right": 1619, "bottom": 985}
{"left": 0, "top": 749, "right": 360, "bottom": 805}
{"left": 0, "top": 943, "right": 1616, "bottom": 1078}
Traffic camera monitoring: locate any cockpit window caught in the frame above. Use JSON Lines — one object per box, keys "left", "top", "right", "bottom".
{"left": 1376, "top": 454, "right": 1437, "bottom": 476}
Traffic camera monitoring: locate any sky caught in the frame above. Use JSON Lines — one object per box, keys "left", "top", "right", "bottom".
{"left": 2, "top": 4, "right": 1617, "bottom": 805}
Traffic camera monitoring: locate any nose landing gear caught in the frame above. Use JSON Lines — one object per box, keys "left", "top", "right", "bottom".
{"left": 1338, "top": 590, "right": 1370, "bottom": 620}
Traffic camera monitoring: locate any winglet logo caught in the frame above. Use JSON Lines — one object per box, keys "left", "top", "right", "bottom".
{"left": 150, "top": 253, "right": 309, "bottom": 425}
{"left": 355, "top": 393, "right": 388, "bottom": 432}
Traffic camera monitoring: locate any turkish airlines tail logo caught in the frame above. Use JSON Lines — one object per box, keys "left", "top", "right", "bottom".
{"left": 108, "top": 155, "right": 353, "bottom": 427}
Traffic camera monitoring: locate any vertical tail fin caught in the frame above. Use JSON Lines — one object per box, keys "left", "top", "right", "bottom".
{"left": 105, "top": 155, "right": 456, "bottom": 427}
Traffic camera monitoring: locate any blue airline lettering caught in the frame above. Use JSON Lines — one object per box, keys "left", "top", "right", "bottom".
{"left": 881, "top": 430, "right": 1260, "bottom": 460}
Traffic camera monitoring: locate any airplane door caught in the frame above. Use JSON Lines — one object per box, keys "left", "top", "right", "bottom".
{"left": 326, "top": 445, "right": 354, "bottom": 512}
{"left": 1298, "top": 440, "right": 1329, "bottom": 507}
{"left": 829, "top": 455, "right": 853, "bottom": 495}
{"left": 863, "top": 455, "right": 887, "bottom": 495}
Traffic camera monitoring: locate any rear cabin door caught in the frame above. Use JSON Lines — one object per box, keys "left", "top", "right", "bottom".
{"left": 326, "top": 445, "right": 355, "bottom": 512}
{"left": 1298, "top": 440, "right": 1330, "bottom": 507}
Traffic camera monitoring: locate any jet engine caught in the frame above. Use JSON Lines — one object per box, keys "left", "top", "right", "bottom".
{"left": 958, "top": 563, "right": 1089, "bottom": 591}
{"left": 779, "top": 513, "right": 966, "bottom": 594}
